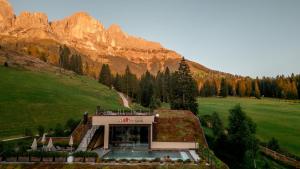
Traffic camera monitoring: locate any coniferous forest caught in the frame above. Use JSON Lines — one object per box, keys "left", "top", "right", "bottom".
{"left": 200, "top": 75, "right": 299, "bottom": 100}
{"left": 99, "top": 58, "right": 199, "bottom": 114}
{"left": 98, "top": 57, "right": 300, "bottom": 113}
{"left": 58, "top": 43, "right": 299, "bottom": 103}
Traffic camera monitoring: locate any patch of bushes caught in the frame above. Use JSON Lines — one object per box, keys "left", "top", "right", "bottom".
{"left": 152, "top": 157, "right": 161, "bottom": 162}
{"left": 183, "top": 159, "right": 192, "bottom": 164}
{"left": 177, "top": 159, "right": 183, "bottom": 163}
{"left": 29, "top": 151, "right": 68, "bottom": 158}
{"left": 72, "top": 151, "right": 98, "bottom": 157}
{"left": 119, "top": 159, "right": 129, "bottom": 163}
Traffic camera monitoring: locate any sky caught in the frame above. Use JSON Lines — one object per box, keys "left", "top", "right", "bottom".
{"left": 9, "top": 0, "right": 300, "bottom": 77}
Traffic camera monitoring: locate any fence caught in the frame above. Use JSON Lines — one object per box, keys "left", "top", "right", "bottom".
{"left": 260, "top": 146, "right": 300, "bottom": 169}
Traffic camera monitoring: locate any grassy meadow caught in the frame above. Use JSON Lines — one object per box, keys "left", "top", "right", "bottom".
{"left": 0, "top": 66, "right": 124, "bottom": 140}
{"left": 197, "top": 97, "right": 300, "bottom": 156}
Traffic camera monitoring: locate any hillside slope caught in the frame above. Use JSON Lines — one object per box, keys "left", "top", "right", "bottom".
{"left": 0, "top": 66, "right": 124, "bottom": 140}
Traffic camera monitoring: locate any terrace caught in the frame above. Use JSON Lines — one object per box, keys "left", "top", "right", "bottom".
{"left": 94, "top": 110, "right": 155, "bottom": 116}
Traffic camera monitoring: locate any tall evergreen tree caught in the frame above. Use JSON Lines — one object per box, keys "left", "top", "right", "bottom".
{"left": 113, "top": 73, "right": 122, "bottom": 91}
{"left": 237, "top": 80, "right": 246, "bottom": 97}
{"left": 220, "top": 78, "right": 229, "bottom": 97}
{"left": 99, "top": 64, "right": 112, "bottom": 87}
{"left": 122, "top": 65, "right": 139, "bottom": 99}
{"left": 211, "top": 112, "right": 224, "bottom": 137}
{"left": 70, "top": 54, "right": 83, "bottom": 75}
{"left": 59, "top": 45, "right": 70, "bottom": 70}
{"left": 139, "top": 71, "right": 155, "bottom": 107}
{"left": 227, "top": 104, "right": 257, "bottom": 168}
{"left": 155, "top": 71, "right": 164, "bottom": 102}
{"left": 254, "top": 79, "right": 261, "bottom": 99}
{"left": 163, "top": 67, "right": 171, "bottom": 102}
{"left": 170, "top": 58, "right": 198, "bottom": 114}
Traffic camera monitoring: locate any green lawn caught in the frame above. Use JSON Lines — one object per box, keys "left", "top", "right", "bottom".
{"left": 0, "top": 66, "right": 124, "bottom": 140}
{"left": 197, "top": 97, "right": 300, "bottom": 156}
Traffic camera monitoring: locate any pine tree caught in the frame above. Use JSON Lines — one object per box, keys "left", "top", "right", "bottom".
{"left": 122, "top": 65, "right": 139, "bottom": 99}
{"left": 237, "top": 80, "right": 246, "bottom": 97}
{"left": 254, "top": 79, "right": 261, "bottom": 99}
{"left": 227, "top": 104, "right": 257, "bottom": 168}
{"left": 211, "top": 112, "right": 224, "bottom": 137}
{"left": 99, "top": 64, "right": 112, "bottom": 87}
{"left": 220, "top": 78, "right": 229, "bottom": 97}
{"left": 245, "top": 78, "right": 252, "bottom": 97}
{"left": 155, "top": 71, "right": 164, "bottom": 102}
{"left": 139, "top": 70, "right": 155, "bottom": 107}
{"left": 113, "top": 73, "right": 122, "bottom": 91}
{"left": 70, "top": 54, "right": 83, "bottom": 75}
{"left": 163, "top": 67, "right": 171, "bottom": 102}
{"left": 59, "top": 45, "right": 70, "bottom": 70}
{"left": 170, "top": 58, "right": 198, "bottom": 114}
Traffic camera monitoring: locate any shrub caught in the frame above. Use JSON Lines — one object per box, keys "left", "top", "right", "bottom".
{"left": 24, "top": 128, "right": 33, "bottom": 136}
{"left": 120, "top": 158, "right": 128, "bottom": 163}
{"left": 65, "top": 118, "right": 80, "bottom": 133}
{"left": 130, "top": 159, "right": 138, "bottom": 163}
{"left": 183, "top": 159, "right": 192, "bottom": 163}
{"left": 29, "top": 151, "right": 67, "bottom": 158}
{"left": 54, "top": 123, "right": 64, "bottom": 136}
{"left": 152, "top": 157, "right": 161, "bottom": 162}
{"left": 177, "top": 159, "right": 183, "bottom": 163}
{"left": 37, "top": 125, "right": 45, "bottom": 137}
{"left": 267, "top": 137, "right": 280, "bottom": 151}
{"left": 72, "top": 151, "right": 98, "bottom": 157}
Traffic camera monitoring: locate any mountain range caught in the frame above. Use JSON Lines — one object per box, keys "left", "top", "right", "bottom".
{"left": 0, "top": 0, "right": 232, "bottom": 84}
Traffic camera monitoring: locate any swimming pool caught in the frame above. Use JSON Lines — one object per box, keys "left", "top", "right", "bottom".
{"left": 102, "top": 149, "right": 192, "bottom": 161}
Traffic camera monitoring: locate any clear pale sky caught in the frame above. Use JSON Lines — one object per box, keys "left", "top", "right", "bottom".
{"left": 9, "top": 0, "right": 300, "bottom": 77}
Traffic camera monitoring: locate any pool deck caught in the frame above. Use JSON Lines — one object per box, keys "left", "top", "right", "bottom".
{"left": 96, "top": 148, "right": 194, "bottom": 161}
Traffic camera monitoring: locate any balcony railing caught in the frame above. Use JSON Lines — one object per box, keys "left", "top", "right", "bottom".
{"left": 94, "top": 110, "right": 154, "bottom": 116}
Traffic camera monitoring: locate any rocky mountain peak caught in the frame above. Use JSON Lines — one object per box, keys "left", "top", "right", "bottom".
{"left": 51, "top": 11, "right": 105, "bottom": 40}
{"left": 0, "top": 0, "right": 15, "bottom": 31}
{"left": 107, "top": 24, "right": 123, "bottom": 34}
{"left": 14, "top": 11, "right": 49, "bottom": 29}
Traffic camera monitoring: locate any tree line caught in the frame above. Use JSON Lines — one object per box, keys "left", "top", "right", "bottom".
{"left": 58, "top": 44, "right": 299, "bottom": 101}
{"left": 200, "top": 74, "right": 300, "bottom": 100}
{"left": 98, "top": 58, "right": 199, "bottom": 114}
{"left": 59, "top": 45, "right": 83, "bottom": 75}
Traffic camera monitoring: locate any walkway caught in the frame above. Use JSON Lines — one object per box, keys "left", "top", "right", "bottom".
{"left": 117, "top": 92, "right": 130, "bottom": 108}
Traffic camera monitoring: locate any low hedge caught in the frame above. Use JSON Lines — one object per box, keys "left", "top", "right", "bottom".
{"left": 72, "top": 151, "right": 98, "bottom": 157}
{"left": 29, "top": 151, "right": 68, "bottom": 157}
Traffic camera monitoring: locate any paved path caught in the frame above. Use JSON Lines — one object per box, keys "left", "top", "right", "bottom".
{"left": 2, "top": 136, "right": 31, "bottom": 142}
{"left": 118, "top": 92, "right": 130, "bottom": 108}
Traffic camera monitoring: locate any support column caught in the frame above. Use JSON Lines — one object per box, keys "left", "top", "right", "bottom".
{"left": 149, "top": 124, "right": 153, "bottom": 149}
{"left": 104, "top": 124, "right": 109, "bottom": 149}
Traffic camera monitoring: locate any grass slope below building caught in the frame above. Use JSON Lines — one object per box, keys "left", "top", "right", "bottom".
{"left": 0, "top": 66, "right": 124, "bottom": 140}
{"left": 197, "top": 97, "right": 300, "bottom": 156}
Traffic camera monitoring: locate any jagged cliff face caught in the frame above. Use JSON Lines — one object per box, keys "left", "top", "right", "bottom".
{"left": 0, "top": 0, "right": 14, "bottom": 31}
{"left": 0, "top": 0, "right": 217, "bottom": 79}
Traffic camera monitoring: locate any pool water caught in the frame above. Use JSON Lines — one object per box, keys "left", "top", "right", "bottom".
{"left": 103, "top": 149, "right": 192, "bottom": 161}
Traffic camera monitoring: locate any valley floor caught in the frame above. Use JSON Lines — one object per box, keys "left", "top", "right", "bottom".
{"left": 197, "top": 97, "right": 300, "bottom": 156}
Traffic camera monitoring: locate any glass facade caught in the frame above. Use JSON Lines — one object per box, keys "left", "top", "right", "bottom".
{"left": 109, "top": 125, "right": 149, "bottom": 148}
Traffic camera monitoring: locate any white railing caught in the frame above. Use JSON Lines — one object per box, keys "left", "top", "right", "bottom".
{"left": 76, "top": 125, "right": 99, "bottom": 152}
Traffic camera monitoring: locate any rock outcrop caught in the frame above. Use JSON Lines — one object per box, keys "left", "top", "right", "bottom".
{"left": 0, "top": 0, "right": 15, "bottom": 32}
{"left": 0, "top": 0, "right": 222, "bottom": 79}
